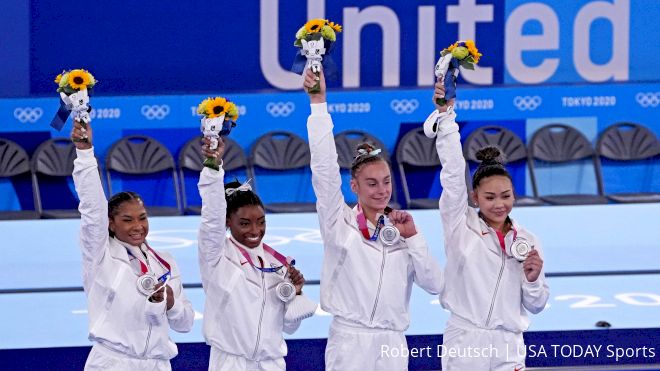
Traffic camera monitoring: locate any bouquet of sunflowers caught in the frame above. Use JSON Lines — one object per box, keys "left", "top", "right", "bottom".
{"left": 291, "top": 19, "right": 342, "bottom": 93}
{"left": 197, "top": 97, "right": 239, "bottom": 170}
{"left": 51, "top": 69, "right": 97, "bottom": 137}
{"left": 434, "top": 40, "right": 482, "bottom": 106}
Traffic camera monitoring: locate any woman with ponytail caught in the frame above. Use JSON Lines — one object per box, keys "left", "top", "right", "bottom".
{"left": 424, "top": 80, "right": 549, "bottom": 370}
{"left": 303, "top": 69, "right": 444, "bottom": 371}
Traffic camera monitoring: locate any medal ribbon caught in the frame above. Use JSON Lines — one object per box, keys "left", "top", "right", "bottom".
{"left": 126, "top": 244, "right": 172, "bottom": 282}
{"left": 357, "top": 204, "right": 392, "bottom": 241}
{"left": 231, "top": 238, "right": 294, "bottom": 273}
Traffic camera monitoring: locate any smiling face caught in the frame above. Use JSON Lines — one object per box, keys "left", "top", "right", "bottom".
{"left": 351, "top": 160, "right": 392, "bottom": 214}
{"left": 227, "top": 205, "right": 266, "bottom": 249}
{"left": 108, "top": 199, "right": 149, "bottom": 246}
{"left": 472, "top": 175, "right": 515, "bottom": 231}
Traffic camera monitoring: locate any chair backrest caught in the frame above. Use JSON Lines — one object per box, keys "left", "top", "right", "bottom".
{"left": 334, "top": 130, "right": 389, "bottom": 169}
{"left": 464, "top": 126, "right": 527, "bottom": 163}
{"left": 528, "top": 124, "right": 594, "bottom": 162}
{"left": 30, "top": 138, "right": 77, "bottom": 214}
{"left": 106, "top": 135, "right": 175, "bottom": 174}
{"left": 0, "top": 138, "right": 30, "bottom": 177}
{"left": 396, "top": 127, "right": 440, "bottom": 167}
{"left": 250, "top": 131, "right": 310, "bottom": 170}
{"left": 597, "top": 122, "right": 660, "bottom": 161}
{"left": 31, "top": 138, "right": 76, "bottom": 176}
{"left": 395, "top": 128, "right": 440, "bottom": 206}
{"left": 528, "top": 124, "right": 602, "bottom": 197}
{"left": 106, "top": 135, "right": 180, "bottom": 211}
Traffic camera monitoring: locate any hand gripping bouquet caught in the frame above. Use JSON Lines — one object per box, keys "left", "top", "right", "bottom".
{"left": 51, "top": 69, "right": 97, "bottom": 141}
{"left": 196, "top": 97, "right": 239, "bottom": 170}
{"left": 291, "top": 19, "right": 342, "bottom": 93}
{"left": 434, "top": 40, "right": 482, "bottom": 106}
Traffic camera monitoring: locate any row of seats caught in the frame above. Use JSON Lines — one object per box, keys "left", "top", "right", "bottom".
{"left": 1, "top": 122, "right": 659, "bottom": 219}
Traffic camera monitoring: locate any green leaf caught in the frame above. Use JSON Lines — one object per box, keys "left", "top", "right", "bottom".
{"left": 460, "top": 60, "right": 475, "bottom": 70}
{"left": 294, "top": 39, "right": 302, "bottom": 47}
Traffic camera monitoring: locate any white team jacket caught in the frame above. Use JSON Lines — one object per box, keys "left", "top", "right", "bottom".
{"left": 307, "top": 103, "right": 444, "bottom": 331}
{"left": 72, "top": 148, "right": 194, "bottom": 359}
{"left": 197, "top": 167, "right": 317, "bottom": 362}
{"left": 432, "top": 110, "right": 550, "bottom": 333}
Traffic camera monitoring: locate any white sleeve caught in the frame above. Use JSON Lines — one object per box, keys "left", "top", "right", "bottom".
{"left": 434, "top": 110, "right": 470, "bottom": 257}
{"left": 166, "top": 260, "right": 195, "bottom": 332}
{"left": 197, "top": 166, "right": 227, "bottom": 284}
{"left": 72, "top": 147, "right": 109, "bottom": 287}
{"left": 306, "top": 103, "right": 346, "bottom": 247}
{"left": 406, "top": 233, "right": 444, "bottom": 295}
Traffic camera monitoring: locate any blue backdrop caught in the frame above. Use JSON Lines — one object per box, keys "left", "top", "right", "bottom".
{"left": 1, "top": 0, "right": 658, "bottom": 96}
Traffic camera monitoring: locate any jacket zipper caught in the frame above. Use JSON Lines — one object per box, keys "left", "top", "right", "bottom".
{"left": 369, "top": 246, "right": 387, "bottom": 324}
{"left": 252, "top": 271, "right": 266, "bottom": 359}
{"left": 142, "top": 324, "right": 152, "bottom": 357}
{"left": 485, "top": 247, "right": 506, "bottom": 327}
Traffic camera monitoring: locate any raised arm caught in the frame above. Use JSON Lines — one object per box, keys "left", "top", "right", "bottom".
{"left": 70, "top": 120, "right": 109, "bottom": 286}
{"left": 304, "top": 69, "right": 345, "bottom": 240}
{"left": 197, "top": 138, "right": 228, "bottom": 281}
{"left": 430, "top": 82, "right": 469, "bottom": 247}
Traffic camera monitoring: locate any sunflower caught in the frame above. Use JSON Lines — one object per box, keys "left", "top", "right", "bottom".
{"left": 205, "top": 97, "right": 228, "bottom": 118}
{"left": 54, "top": 74, "right": 62, "bottom": 84}
{"left": 304, "top": 19, "right": 326, "bottom": 34}
{"left": 68, "top": 69, "right": 92, "bottom": 90}
{"left": 224, "top": 101, "right": 239, "bottom": 121}
{"left": 326, "top": 20, "right": 342, "bottom": 33}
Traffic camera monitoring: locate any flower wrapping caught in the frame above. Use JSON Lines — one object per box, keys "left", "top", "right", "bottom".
{"left": 291, "top": 19, "right": 342, "bottom": 93}
{"left": 50, "top": 69, "right": 97, "bottom": 138}
{"left": 434, "top": 40, "right": 482, "bottom": 106}
{"left": 196, "top": 97, "right": 239, "bottom": 170}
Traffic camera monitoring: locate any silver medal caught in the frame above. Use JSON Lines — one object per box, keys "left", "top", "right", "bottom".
{"left": 137, "top": 274, "right": 158, "bottom": 296}
{"left": 509, "top": 238, "right": 532, "bottom": 262}
{"left": 380, "top": 225, "right": 400, "bottom": 246}
{"left": 276, "top": 281, "right": 296, "bottom": 303}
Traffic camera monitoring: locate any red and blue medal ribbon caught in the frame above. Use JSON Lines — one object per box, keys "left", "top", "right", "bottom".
{"left": 126, "top": 244, "right": 172, "bottom": 282}
{"left": 231, "top": 238, "right": 294, "bottom": 273}
{"left": 356, "top": 203, "right": 388, "bottom": 241}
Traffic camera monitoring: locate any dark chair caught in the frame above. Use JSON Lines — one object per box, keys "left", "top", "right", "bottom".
{"left": 528, "top": 124, "right": 608, "bottom": 205}
{"left": 463, "top": 126, "right": 544, "bottom": 206}
{"left": 395, "top": 127, "right": 441, "bottom": 209}
{"left": 106, "top": 135, "right": 182, "bottom": 216}
{"left": 334, "top": 130, "right": 400, "bottom": 209}
{"left": 178, "top": 136, "right": 248, "bottom": 214}
{"left": 596, "top": 122, "right": 660, "bottom": 203}
{"left": 249, "top": 131, "right": 316, "bottom": 213}
{"left": 31, "top": 138, "right": 81, "bottom": 218}
{"left": 0, "top": 138, "right": 39, "bottom": 219}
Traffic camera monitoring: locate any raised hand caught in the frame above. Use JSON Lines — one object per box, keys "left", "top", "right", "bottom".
{"left": 433, "top": 79, "right": 455, "bottom": 113}
{"left": 70, "top": 119, "right": 92, "bottom": 150}
{"left": 303, "top": 68, "right": 327, "bottom": 104}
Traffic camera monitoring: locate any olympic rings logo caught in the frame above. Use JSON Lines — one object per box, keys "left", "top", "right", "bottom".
{"left": 513, "top": 96, "right": 542, "bottom": 111}
{"left": 390, "top": 99, "right": 419, "bottom": 114}
{"left": 266, "top": 102, "right": 295, "bottom": 117}
{"left": 141, "top": 105, "right": 170, "bottom": 120}
{"left": 13, "top": 107, "right": 43, "bottom": 123}
{"left": 635, "top": 92, "right": 660, "bottom": 108}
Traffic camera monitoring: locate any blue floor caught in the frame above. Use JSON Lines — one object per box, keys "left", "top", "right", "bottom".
{"left": 1, "top": 203, "right": 659, "bottom": 369}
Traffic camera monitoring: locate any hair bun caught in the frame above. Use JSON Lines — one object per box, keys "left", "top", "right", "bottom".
{"left": 475, "top": 145, "right": 505, "bottom": 164}
{"left": 355, "top": 142, "right": 376, "bottom": 155}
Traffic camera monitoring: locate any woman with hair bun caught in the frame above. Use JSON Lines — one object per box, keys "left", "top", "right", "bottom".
{"left": 303, "top": 69, "right": 444, "bottom": 371}
{"left": 424, "top": 80, "right": 549, "bottom": 370}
